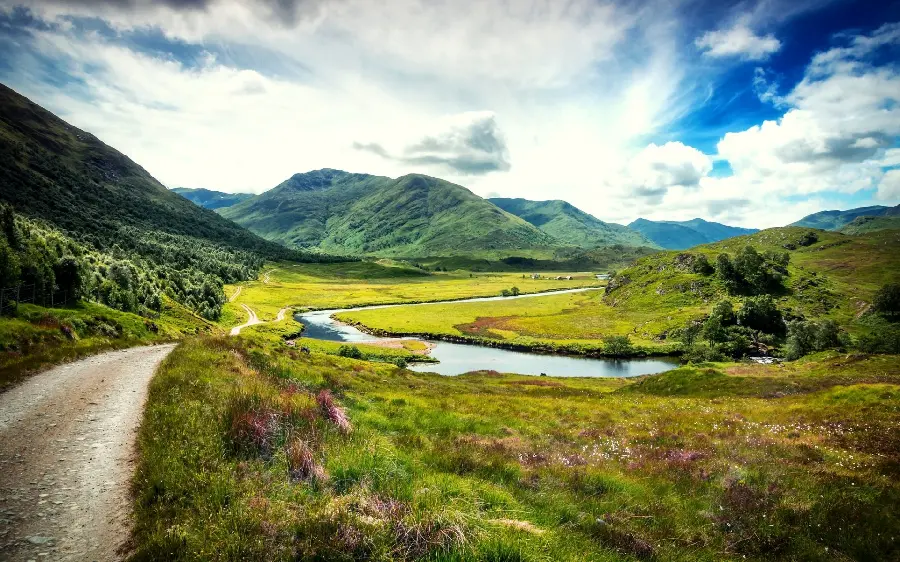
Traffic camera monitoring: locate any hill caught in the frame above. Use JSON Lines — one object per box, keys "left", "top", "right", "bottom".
{"left": 628, "top": 217, "right": 758, "bottom": 249}
{"left": 221, "top": 170, "right": 557, "bottom": 257}
{"left": 791, "top": 204, "right": 900, "bottom": 230}
{"left": 488, "top": 197, "right": 657, "bottom": 248}
{"left": 0, "top": 83, "right": 330, "bottom": 319}
{"left": 839, "top": 215, "right": 900, "bottom": 234}
{"left": 171, "top": 187, "right": 253, "bottom": 210}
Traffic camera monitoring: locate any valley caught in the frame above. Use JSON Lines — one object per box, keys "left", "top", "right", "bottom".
{"left": 0, "top": 81, "right": 897, "bottom": 561}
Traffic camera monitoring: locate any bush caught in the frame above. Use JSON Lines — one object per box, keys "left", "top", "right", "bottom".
{"left": 338, "top": 345, "right": 363, "bottom": 359}
{"left": 603, "top": 335, "right": 633, "bottom": 357}
{"left": 855, "top": 329, "right": 900, "bottom": 354}
{"left": 873, "top": 283, "right": 900, "bottom": 319}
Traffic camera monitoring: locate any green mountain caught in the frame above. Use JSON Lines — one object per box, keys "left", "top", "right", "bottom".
{"left": 172, "top": 187, "right": 253, "bottom": 210}
{"left": 221, "top": 170, "right": 557, "bottom": 257}
{"left": 488, "top": 197, "right": 657, "bottom": 248}
{"left": 790, "top": 205, "right": 900, "bottom": 230}
{"left": 628, "top": 218, "right": 758, "bottom": 250}
{"left": 838, "top": 215, "right": 900, "bottom": 235}
{"left": 0, "top": 83, "right": 325, "bottom": 319}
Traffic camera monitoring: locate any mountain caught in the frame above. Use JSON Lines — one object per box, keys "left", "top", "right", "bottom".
{"left": 838, "top": 215, "right": 900, "bottom": 235}
{"left": 221, "top": 170, "right": 557, "bottom": 257}
{"left": 488, "top": 197, "right": 657, "bottom": 248}
{"left": 0, "top": 83, "right": 327, "bottom": 319}
{"left": 791, "top": 205, "right": 900, "bottom": 230}
{"left": 628, "top": 218, "right": 758, "bottom": 250}
{"left": 172, "top": 187, "right": 253, "bottom": 210}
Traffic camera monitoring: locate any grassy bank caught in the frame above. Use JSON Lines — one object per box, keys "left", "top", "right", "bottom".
{"left": 133, "top": 337, "right": 900, "bottom": 560}
{"left": 0, "top": 298, "right": 216, "bottom": 390}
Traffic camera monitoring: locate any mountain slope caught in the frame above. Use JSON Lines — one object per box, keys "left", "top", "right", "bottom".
{"left": 838, "top": 215, "right": 900, "bottom": 234}
{"left": 791, "top": 205, "right": 900, "bottom": 230}
{"left": 489, "top": 197, "right": 657, "bottom": 248}
{"left": 172, "top": 187, "right": 253, "bottom": 210}
{"left": 222, "top": 171, "right": 556, "bottom": 257}
{"left": 628, "top": 218, "right": 758, "bottom": 250}
{"left": 0, "top": 83, "right": 302, "bottom": 261}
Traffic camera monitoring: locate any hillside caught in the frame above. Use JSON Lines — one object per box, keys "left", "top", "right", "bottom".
{"left": 791, "top": 204, "right": 900, "bottom": 230}
{"left": 628, "top": 217, "right": 758, "bottom": 249}
{"left": 0, "top": 83, "right": 332, "bottom": 319}
{"left": 489, "top": 197, "right": 657, "bottom": 248}
{"left": 839, "top": 215, "right": 900, "bottom": 234}
{"left": 171, "top": 187, "right": 253, "bottom": 210}
{"left": 222, "top": 171, "right": 557, "bottom": 257}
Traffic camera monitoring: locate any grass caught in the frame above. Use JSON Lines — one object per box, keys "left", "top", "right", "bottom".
{"left": 0, "top": 297, "right": 216, "bottom": 390}
{"left": 133, "top": 336, "right": 900, "bottom": 561}
{"left": 221, "top": 261, "right": 601, "bottom": 324}
{"left": 336, "top": 288, "right": 690, "bottom": 356}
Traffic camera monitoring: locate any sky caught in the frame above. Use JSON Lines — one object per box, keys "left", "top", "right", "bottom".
{"left": 0, "top": 0, "right": 899, "bottom": 228}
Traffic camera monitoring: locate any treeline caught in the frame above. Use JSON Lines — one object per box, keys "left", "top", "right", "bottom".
{"left": 0, "top": 204, "right": 249, "bottom": 319}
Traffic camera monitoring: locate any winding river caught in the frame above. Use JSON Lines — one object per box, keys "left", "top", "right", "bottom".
{"left": 296, "top": 288, "right": 678, "bottom": 378}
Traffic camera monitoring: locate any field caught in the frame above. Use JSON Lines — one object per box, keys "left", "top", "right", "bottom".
{"left": 221, "top": 261, "right": 601, "bottom": 325}
{"left": 133, "top": 336, "right": 900, "bottom": 561}
{"left": 337, "top": 228, "right": 900, "bottom": 354}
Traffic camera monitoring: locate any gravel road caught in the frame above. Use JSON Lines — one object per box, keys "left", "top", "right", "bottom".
{"left": 0, "top": 344, "right": 176, "bottom": 561}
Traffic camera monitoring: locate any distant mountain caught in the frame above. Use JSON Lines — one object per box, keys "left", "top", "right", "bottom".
{"left": 838, "top": 215, "right": 900, "bottom": 235}
{"left": 172, "top": 187, "right": 253, "bottom": 210}
{"left": 489, "top": 198, "right": 657, "bottom": 249}
{"left": 791, "top": 205, "right": 900, "bottom": 231}
{"left": 628, "top": 218, "right": 758, "bottom": 250}
{"left": 221, "top": 170, "right": 556, "bottom": 257}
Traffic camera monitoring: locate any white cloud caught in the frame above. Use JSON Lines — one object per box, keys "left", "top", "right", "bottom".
{"left": 620, "top": 142, "right": 712, "bottom": 203}
{"left": 879, "top": 169, "right": 900, "bottom": 201}
{"left": 695, "top": 23, "right": 781, "bottom": 60}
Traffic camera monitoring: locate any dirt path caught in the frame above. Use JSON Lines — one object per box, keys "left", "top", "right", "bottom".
{"left": 262, "top": 269, "right": 278, "bottom": 284}
{"left": 230, "top": 305, "right": 290, "bottom": 336}
{"left": 230, "top": 304, "right": 262, "bottom": 336}
{"left": 229, "top": 286, "right": 242, "bottom": 302}
{"left": 0, "top": 344, "right": 177, "bottom": 561}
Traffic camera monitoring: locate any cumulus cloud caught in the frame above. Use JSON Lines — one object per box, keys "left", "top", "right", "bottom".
{"left": 354, "top": 112, "right": 511, "bottom": 176}
{"left": 695, "top": 22, "right": 781, "bottom": 60}
{"left": 879, "top": 169, "right": 900, "bottom": 201}
{"left": 621, "top": 141, "right": 712, "bottom": 204}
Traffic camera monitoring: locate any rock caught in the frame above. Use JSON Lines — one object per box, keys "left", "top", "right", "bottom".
{"left": 26, "top": 536, "right": 54, "bottom": 545}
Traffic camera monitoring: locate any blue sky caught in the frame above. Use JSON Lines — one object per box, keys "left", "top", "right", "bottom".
{"left": 0, "top": 0, "right": 898, "bottom": 228}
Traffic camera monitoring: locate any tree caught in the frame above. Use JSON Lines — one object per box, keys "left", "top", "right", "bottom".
{"left": 54, "top": 256, "right": 82, "bottom": 298}
{"left": 603, "top": 335, "right": 633, "bottom": 357}
{"left": 692, "top": 254, "right": 714, "bottom": 275}
{"left": 716, "top": 254, "right": 740, "bottom": 293}
{"left": 510, "top": 286, "right": 520, "bottom": 296}
{"left": 873, "top": 283, "right": 900, "bottom": 319}
{"left": 680, "top": 321, "right": 702, "bottom": 346}
{"left": 736, "top": 295, "right": 784, "bottom": 335}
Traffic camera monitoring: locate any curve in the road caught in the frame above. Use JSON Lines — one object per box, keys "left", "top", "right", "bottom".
{"left": 230, "top": 305, "right": 289, "bottom": 336}
{"left": 0, "top": 344, "right": 177, "bottom": 561}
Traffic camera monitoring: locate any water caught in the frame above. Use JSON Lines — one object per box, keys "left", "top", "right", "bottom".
{"left": 295, "top": 289, "right": 678, "bottom": 378}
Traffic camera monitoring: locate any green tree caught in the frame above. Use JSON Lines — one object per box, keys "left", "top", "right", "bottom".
{"left": 603, "top": 335, "right": 633, "bottom": 357}
{"left": 510, "top": 286, "right": 520, "bottom": 296}
{"left": 736, "top": 295, "right": 784, "bottom": 335}
{"left": 716, "top": 254, "right": 740, "bottom": 293}
{"left": 54, "top": 256, "right": 82, "bottom": 298}
{"left": 873, "top": 283, "right": 900, "bottom": 318}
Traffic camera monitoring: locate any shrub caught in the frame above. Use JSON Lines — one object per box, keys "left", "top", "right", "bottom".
{"left": 317, "top": 389, "right": 352, "bottom": 434}
{"left": 784, "top": 319, "right": 847, "bottom": 360}
{"left": 338, "top": 345, "right": 363, "bottom": 359}
{"left": 603, "top": 335, "right": 633, "bottom": 357}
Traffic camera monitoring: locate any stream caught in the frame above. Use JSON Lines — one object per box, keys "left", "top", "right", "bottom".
{"left": 296, "top": 288, "right": 678, "bottom": 377}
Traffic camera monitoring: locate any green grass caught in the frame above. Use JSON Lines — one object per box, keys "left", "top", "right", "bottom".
{"left": 221, "top": 261, "right": 601, "bottom": 324}
{"left": 133, "top": 337, "right": 900, "bottom": 560}
{"left": 0, "top": 297, "right": 215, "bottom": 389}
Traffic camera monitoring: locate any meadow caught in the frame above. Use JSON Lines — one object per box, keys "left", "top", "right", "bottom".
{"left": 221, "top": 261, "right": 601, "bottom": 325}
{"left": 132, "top": 336, "right": 900, "bottom": 561}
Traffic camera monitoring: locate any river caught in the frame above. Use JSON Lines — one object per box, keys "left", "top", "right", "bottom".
{"left": 295, "top": 288, "right": 678, "bottom": 378}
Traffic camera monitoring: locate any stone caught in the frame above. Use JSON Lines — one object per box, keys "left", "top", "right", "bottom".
{"left": 26, "top": 536, "right": 54, "bottom": 545}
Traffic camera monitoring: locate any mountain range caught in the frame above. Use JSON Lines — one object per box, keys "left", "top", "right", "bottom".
{"left": 627, "top": 218, "right": 759, "bottom": 250}
{"left": 791, "top": 205, "right": 900, "bottom": 231}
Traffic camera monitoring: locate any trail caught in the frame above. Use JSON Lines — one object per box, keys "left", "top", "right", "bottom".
{"left": 229, "top": 286, "right": 242, "bottom": 302}
{"left": 230, "top": 305, "right": 290, "bottom": 336}
{"left": 0, "top": 344, "right": 177, "bottom": 561}
{"left": 262, "top": 268, "right": 278, "bottom": 284}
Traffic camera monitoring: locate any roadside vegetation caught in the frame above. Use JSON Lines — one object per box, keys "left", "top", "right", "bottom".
{"left": 133, "top": 336, "right": 900, "bottom": 561}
